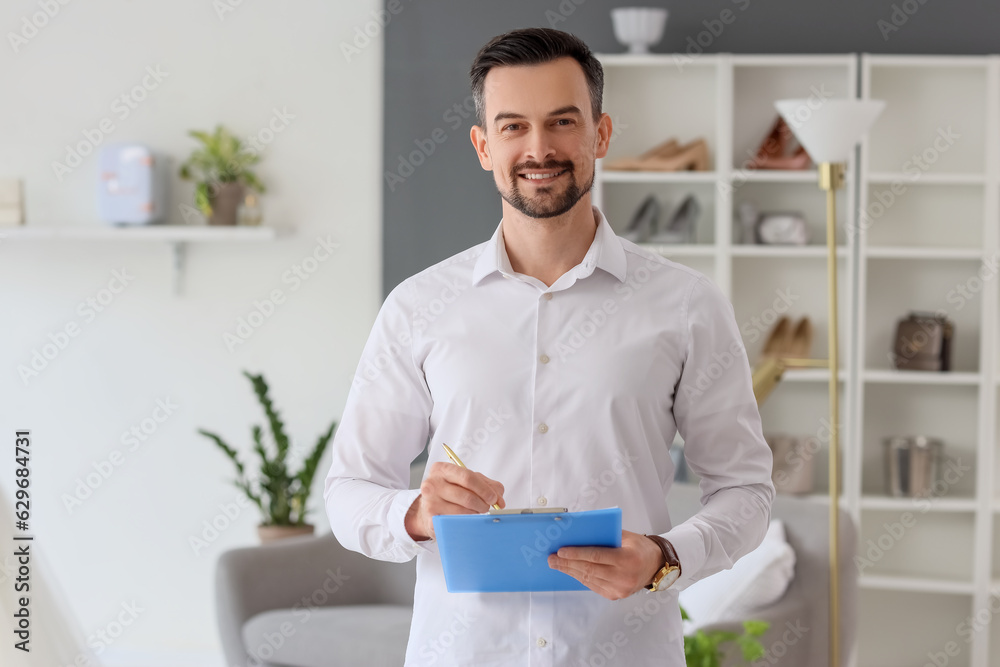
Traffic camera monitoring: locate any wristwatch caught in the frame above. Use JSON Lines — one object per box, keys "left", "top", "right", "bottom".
{"left": 644, "top": 534, "right": 681, "bottom": 592}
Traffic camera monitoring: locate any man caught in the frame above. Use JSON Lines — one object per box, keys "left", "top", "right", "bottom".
{"left": 324, "top": 27, "right": 774, "bottom": 666}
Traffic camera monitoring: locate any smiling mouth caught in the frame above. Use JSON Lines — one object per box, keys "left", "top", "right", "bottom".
{"left": 518, "top": 170, "right": 568, "bottom": 184}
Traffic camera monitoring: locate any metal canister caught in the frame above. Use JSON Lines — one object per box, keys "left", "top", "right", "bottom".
{"left": 882, "top": 436, "right": 943, "bottom": 497}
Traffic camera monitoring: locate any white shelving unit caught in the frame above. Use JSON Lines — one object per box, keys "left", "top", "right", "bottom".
{"left": 0, "top": 224, "right": 287, "bottom": 294}
{"left": 596, "top": 51, "right": 1000, "bottom": 667}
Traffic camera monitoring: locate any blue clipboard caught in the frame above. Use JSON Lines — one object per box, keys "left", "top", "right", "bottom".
{"left": 432, "top": 507, "right": 622, "bottom": 592}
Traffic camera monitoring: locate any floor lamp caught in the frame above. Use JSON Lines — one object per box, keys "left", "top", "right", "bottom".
{"left": 761, "top": 98, "right": 884, "bottom": 667}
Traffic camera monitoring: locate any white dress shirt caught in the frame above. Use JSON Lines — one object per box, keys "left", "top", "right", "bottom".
{"left": 324, "top": 206, "right": 774, "bottom": 667}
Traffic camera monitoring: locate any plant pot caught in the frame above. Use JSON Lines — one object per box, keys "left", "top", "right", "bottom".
{"left": 257, "top": 523, "right": 314, "bottom": 544}
{"left": 208, "top": 182, "right": 245, "bottom": 226}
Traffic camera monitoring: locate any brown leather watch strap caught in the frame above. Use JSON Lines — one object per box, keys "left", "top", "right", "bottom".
{"left": 644, "top": 534, "right": 681, "bottom": 575}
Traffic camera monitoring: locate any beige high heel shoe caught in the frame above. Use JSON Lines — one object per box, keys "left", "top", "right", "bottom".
{"left": 605, "top": 137, "right": 710, "bottom": 172}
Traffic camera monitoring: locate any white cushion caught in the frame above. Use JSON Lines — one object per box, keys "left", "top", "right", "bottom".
{"left": 678, "top": 519, "right": 795, "bottom": 630}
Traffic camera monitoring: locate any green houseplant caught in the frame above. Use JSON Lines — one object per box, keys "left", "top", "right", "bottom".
{"left": 178, "top": 124, "right": 265, "bottom": 225}
{"left": 681, "top": 606, "right": 769, "bottom": 667}
{"left": 198, "top": 371, "right": 336, "bottom": 543}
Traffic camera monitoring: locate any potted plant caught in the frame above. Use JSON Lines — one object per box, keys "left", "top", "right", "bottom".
{"left": 178, "top": 124, "right": 265, "bottom": 226}
{"left": 198, "top": 371, "right": 336, "bottom": 544}
{"left": 681, "top": 606, "right": 769, "bottom": 667}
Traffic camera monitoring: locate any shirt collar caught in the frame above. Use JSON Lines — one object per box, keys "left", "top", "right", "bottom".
{"left": 472, "top": 206, "right": 628, "bottom": 286}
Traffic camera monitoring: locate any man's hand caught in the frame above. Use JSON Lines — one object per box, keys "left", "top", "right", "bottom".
{"left": 404, "top": 462, "right": 505, "bottom": 541}
{"left": 547, "top": 530, "right": 665, "bottom": 600}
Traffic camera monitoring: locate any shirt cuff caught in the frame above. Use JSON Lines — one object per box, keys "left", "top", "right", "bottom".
{"left": 660, "top": 521, "right": 706, "bottom": 591}
{"left": 386, "top": 488, "right": 436, "bottom": 559}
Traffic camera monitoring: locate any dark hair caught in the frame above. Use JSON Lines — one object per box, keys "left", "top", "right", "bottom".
{"left": 469, "top": 28, "right": 604, "bottom": 126}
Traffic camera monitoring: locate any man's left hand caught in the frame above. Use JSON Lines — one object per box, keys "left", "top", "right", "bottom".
{"left": 548, "top": 530, "right": 665, "bottom": 600}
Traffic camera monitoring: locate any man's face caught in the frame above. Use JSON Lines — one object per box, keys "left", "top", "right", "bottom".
{"left": 470, "top": 57, "right": 611, "bottom": 219}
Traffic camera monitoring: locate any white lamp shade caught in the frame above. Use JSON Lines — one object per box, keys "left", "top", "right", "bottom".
{"left": 774, "top": 99, "right": 886, "bottom": 163}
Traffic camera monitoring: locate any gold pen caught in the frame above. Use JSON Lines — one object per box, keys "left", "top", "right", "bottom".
{"left": 442, "top": 442, "right": 502, "bottom": 511}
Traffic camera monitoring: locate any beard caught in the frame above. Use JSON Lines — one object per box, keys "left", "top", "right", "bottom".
{"left": 497, "top": 159, "right": 594, "bottom": 219}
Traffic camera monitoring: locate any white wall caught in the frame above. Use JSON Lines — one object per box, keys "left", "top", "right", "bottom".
{"left": 0, "top": 0, "right": 384, "bottom": 663}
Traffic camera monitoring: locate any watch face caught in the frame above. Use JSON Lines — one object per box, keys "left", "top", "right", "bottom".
{"left": 653, "top": 566, "right": 680, "bottom": 591}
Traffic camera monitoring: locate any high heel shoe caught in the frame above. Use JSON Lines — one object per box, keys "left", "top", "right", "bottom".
{"left": 648, "top": 194, "right": 699, "bottom": 244}
{"left": 751, "top": 116, "right": 812, "bottom": 170}
{"left": 760, "top": 316, "right": 793, "bottom": 359}
{"left": 620, "top": 195, "right": 660, "bottom": 243}
{"left": 786, "top": 317, "right": 813, "bottom": 359}
{"left": 605, "top": 137, "right": 711, "bottom": 172}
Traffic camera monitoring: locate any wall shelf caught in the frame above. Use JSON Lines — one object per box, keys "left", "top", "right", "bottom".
{"left": 0, "top": 224, "right": 289, "bottom": 294}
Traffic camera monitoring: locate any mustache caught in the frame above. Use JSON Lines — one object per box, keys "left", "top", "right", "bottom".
{"left": 511, "top": 160, "right": 574, "bottom": 178}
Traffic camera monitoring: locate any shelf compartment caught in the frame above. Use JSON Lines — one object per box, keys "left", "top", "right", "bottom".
{"left": 858, "top": 509, "right": 975, "bottom": 583}
{"left": 732, "top": 256, "right": 848, "bottom": 365}
{"left": 731, "top": 180, "right": 848, "bottom": 245}
{"left": 861, "top": 182, "right": 984, "bottom": 250}
{"left": 866, "top": 63, "right": 988, "bottom": 175}
{"left": 863, "top": 258, "right": 983, "bottom": 373}
{"left": 731, "top": 62, "right": 853, "bottom": 172}
{"left": 861, "top": 383, "right": 978, "bottom": 499}
{"left": 857, "top": 589, "right": 974, "bottom": 667}
{"left": 601, "top": 182, "right": 716, "bottom": 245}
{"left": 601, "top": 62, "right": 717, "bottom": 168}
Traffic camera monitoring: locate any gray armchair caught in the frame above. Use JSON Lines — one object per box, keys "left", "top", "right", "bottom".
{"left": 215, "top": 479, "right": 856, "bottom": 667}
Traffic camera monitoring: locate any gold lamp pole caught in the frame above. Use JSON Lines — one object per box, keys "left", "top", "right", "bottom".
{"left": 754, "top": 99, "right": 884, "bottom": 667}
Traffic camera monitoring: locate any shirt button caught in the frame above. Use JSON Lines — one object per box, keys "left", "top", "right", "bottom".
{"left": 543, "top": 292, "right": 553, "bottom": 300}
{"left": 537, "top": 496, "right": 547, "bottom": 506}
{"left": 536, "top": 637, "right": 548, "bottom": 648}
{"left": 539, "top": 354, "right": 550, "bottom": 364}
{"left": 538, "top": 423, "right": 548, "bottom": 433}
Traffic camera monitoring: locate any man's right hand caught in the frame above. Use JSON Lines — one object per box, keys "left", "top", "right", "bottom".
{"left": 404, "top": 462, "right": 506, "bottom": 541}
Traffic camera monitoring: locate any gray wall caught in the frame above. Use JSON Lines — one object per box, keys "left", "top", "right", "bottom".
{"left": 383, "top": 0, "right": 999, "bottom": 298}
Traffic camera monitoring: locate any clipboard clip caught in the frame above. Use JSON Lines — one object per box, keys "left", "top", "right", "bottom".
{"left": 486, "top": 507, "right": 568, "bottom": 515}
